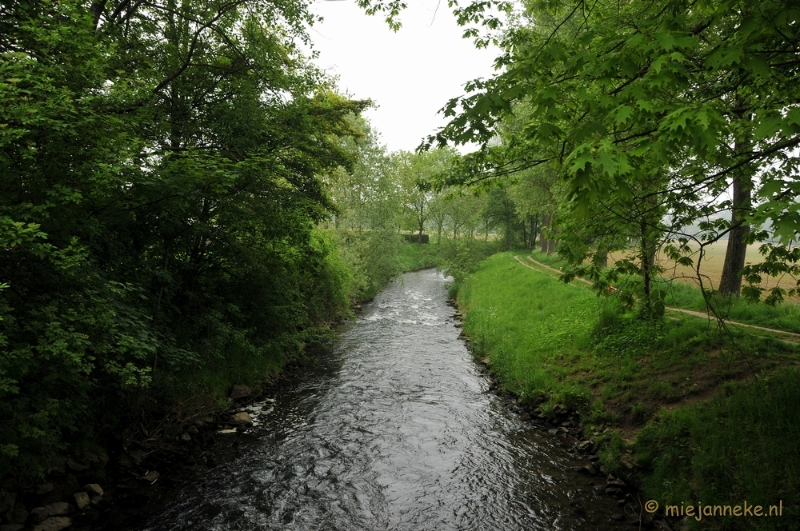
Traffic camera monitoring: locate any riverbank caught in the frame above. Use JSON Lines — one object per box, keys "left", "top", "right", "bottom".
{"left": 454, "top": 252, "right": 800, "bottom": 530}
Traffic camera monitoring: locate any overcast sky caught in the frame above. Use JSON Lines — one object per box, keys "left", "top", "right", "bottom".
{"left": 308, "top": 0, "right": 499, "bottom": 153}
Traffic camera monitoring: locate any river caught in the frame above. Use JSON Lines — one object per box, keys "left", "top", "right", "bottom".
{"left": 133, "top": 269, "right": 623, "bottom": 530}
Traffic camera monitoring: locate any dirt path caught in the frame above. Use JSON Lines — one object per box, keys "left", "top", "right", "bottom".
{"left": 514, "top": 254, "right": 800, "bottom": 342}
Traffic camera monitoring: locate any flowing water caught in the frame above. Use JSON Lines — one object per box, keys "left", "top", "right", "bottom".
{"left": 136, "top": 269, "right": 624, "bottom": 531}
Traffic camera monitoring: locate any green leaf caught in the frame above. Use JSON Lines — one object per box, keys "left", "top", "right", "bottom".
{"left": 754, "top": 114, "right": 783, "bottom": 140}
{"left": 612, "top": 105, "right": 634, "bottom": 126}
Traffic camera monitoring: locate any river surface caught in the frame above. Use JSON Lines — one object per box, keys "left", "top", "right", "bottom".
{"left": 137, "top": 269, "right": 622, "bottom": 530}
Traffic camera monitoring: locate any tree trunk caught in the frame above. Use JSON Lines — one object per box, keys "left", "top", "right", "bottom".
{"left": 546, "top": 216, "right": 556, "bottom": 254}
{"left": 638, "top": 216, "right": 660, "bottom": 316}
{"left": 641, "top": 220, "right": 652, "bottom": 303}
{"left": 90, "top": 0, "right": 107, "bottom": 28}
{"left": 719, "top": 173, "right": 752, "bottom": 296}
{"left": 529, "top": 215, "right": 538, "bottom": 249}
{"left": 719, "top": 112, "right": 753, "bottom": 297}
{"left": 540, "top": 214, "right": 551, "bottom": 252}
{"left": 521, "top": 220, "right": 528, "bottom": 251}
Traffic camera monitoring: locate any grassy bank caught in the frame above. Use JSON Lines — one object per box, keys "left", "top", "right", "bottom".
{"left": 458, "top": 252, "right": 800, "bottom": 530}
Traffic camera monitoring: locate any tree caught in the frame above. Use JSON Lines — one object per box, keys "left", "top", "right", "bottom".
{"left": 445, "top": 192, "right": 484, "bottom": 241}
{"left": 481, "top": 187, "right": 519, "bottom": 250}
{"left": 324, "top": 119, "right": 406, "bottom": 300}
{"left": 424, "top": 0, "right": 800, "bottom": 302}
{"left": 428, "top": 193, "right": 450, "bottom": 244}
{"left": 396, "top": 151, "right": 430, "bottom": 243}
{"left": 508, "top": 164, "right": 561, "bottom": 251}
{"left": 397, "top": 148, "right": 457, "bottom": 243}
{"left": 1, "top": 0, "right": 369, "bottom": 483}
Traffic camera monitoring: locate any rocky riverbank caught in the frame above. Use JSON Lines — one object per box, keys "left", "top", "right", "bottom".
{"left": 0, "top": 351, "right": 329, "bottom": 531}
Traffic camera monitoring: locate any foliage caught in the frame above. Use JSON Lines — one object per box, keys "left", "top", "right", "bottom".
{"left": 0, "top": 0, "right": 366, "bottom": 485}
{"left": 323, "top": 120, "right": 405, "bottom": 301}
{"left": 410, "top": 0, "right": 800, "bottom": 308}
{"left": 395, "top": 148, "right": 458, "bottom": 243}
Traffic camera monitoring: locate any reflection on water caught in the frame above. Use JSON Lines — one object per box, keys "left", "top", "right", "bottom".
{"left": 138, "top": 269, "right": 620, "bottom": 531}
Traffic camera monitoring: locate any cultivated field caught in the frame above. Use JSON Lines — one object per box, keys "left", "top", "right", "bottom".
{"left": 610, "top": 241, "right": 800, "bottom": 294}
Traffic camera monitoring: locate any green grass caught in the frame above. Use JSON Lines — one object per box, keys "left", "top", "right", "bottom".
{"left": 458, "top": 252, "right": 800, "bottom": 530}
{"left": 530, "top": 248, "right": 568, "bottom": 268}
{"left": 458, "top": 253, "right": 766, "bottom": 414}
{"left": 636, "top": 370, "right": 800, "bottom": 529}
{"left": 658, "top": 278, "right": 800, "bottom": 334}
{"left": 460, "top": 252, "right": 598, "bottom": 407}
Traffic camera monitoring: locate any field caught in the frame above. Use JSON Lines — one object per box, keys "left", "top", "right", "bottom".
{"left": 610, "top": 241, "right": 800, "bottom": 295}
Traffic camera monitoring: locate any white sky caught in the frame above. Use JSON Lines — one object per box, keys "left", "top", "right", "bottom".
{"left": 308, "top": 0, "right": 499, "bottom": 153}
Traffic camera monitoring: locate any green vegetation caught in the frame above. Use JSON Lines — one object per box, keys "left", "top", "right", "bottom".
{"left": 398, "top": 241, "right": 449, "bottom": 272}
{"left": 0, "top": 0, "right": 369, "bottom": 486}
{"left": 0, "top": 0, "right": 503, "bottom": 489}
{"left": 458, "top": 253, "right": 800, "bottom": 529}
{"left": 660, "top": 280, "right": 800, "bottom": 335}
{"left": 5, "top": 2, "right": 799, "bottom": 530}
{"left": 530, "top": 249, "right": 800, "bottom": 335}
{"left": 460, "top": 253, "right": 597, "bottom": 407}
{"left": 529, "top": 249, "right": 567, "bottom": 269}
{"left": 423, "top": 0, "right": 800, "bottom": 302}
{"left": 0, "top": 0, "right": 502, "bottom": 490}
{"left": 396, "top": 239, "right": 502, "bottom": 283}
{"left": 636, "top": 370, "right": 800, "bottom": 529}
